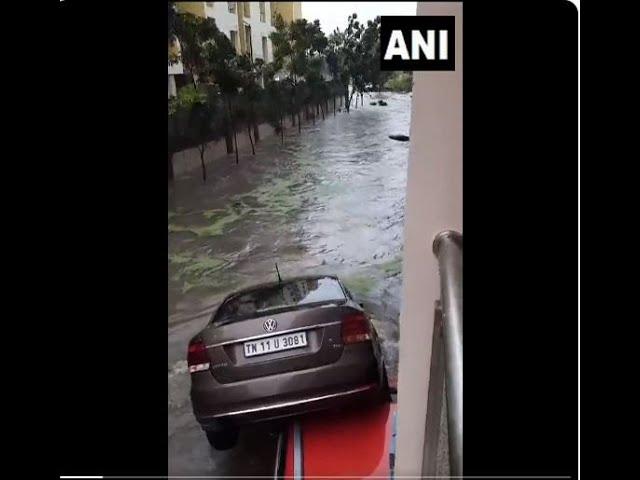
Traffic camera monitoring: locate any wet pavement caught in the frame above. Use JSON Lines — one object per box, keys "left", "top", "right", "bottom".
{"left": 168, "top": 93, "right": 411, "bottom": 475}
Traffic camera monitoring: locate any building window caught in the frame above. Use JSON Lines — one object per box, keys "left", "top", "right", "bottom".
{"left": 262, "top": 36, "right": 268, "bottom": 61}
{"left": 243, "top": 2, "right": 250, "bottom": 18}
{"left": 259, "top": 2, "right": 266, "bottom": 22}
{"left": 230, "top": 30, "right": 238, "bottom": 52}
{"left": 228, "top": 2, "right": 236, "bottom": 14}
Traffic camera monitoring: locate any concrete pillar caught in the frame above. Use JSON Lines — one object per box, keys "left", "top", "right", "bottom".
{"left": 168, "top": 75, "right": 177, "bottom": 98}
{"left": 395, "top": 2, "right": 463, "bottom": 476}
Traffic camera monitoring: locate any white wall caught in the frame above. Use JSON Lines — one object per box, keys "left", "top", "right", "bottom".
{"left": 168, "top": 60, "right": 183, "bottom": 98}
{"left": 248, "top": 2, "right": 274, "bottom": 61}
{"left": 168, "top": 61, "right": 184, "bottom": 76}
{"left": 205, "top": 2, "right": 239, "bottom": 38}
{"left": 395, "top": 1, "right": 463, "bottom": 476}
{"left": 168, "top": 75, "right": 177, "bottom": 98}
{"left": 171, "top": 122, "right": 276, "bottom": 176}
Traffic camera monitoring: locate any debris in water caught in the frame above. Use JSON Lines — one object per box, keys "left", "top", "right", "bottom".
{"left": 389, "top": 134, "right": 410, "bottom": 142}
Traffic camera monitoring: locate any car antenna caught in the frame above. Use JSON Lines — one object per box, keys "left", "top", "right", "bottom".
{"left": 275, "top": 263, "right": 282, "bottom": 284}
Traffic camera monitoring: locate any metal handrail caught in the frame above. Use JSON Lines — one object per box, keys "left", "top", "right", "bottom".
{"left": 433, "top": 230, "right": 463, "bottom": 476}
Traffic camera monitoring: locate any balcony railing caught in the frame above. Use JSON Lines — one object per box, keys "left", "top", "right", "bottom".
{"left": 423, "top": 230, "right": 462, "bottom": 476}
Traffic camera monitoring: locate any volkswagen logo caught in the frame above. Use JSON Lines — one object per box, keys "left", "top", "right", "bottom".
{"left": 263, "top": 318, "right": 277, "bottom": 332}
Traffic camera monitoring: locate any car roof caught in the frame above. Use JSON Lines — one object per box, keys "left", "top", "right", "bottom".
{"left": 221, "top": 274, "right": 342, "bottom": 302}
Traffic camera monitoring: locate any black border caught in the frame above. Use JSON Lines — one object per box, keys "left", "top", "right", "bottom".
{"left": 463, "top": 1, "right": 577, "bottom": 477}
{"left": 56, "top": 1, "right": 167, "bottom": 476}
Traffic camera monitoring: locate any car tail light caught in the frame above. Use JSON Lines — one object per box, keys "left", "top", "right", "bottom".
{"left": 341, "top": 311, "right": 371, "bottom": 344}
{"left": 187, "top": 338, "right": 210, "bottom": 373}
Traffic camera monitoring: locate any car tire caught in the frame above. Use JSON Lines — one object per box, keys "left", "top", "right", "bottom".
{"left": 205, "top": 429, "right": 239, "bottom": 450}
{"left": 377, "top": 364, "right": 388, "bottom": 397}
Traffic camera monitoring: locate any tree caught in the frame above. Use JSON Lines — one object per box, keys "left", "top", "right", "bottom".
{"left": 263, "top": 63, "right": 288, "bottom": 145}
{"left": 237, "top": 55, "right": 265, "bottom": 153}
{"left": 168, "top": 84, "right": 221, "bottom": 182}
{"left": 202, "top": 28, "right": 243, "bottom": 164}
{"left": 270, "top": 16, "right": 328, "bottom": 133}
{"left": 168, "top": 2, "right": 179, "bottom": 64}
{"left": 302, "top": 20, "right": 328, "bottom": 122}
{"left": 360, "top": 16, "right": 390, "bottom": 94}
{"left": 345, "top": 14, "right": 367, "bottom": 110}
{"left": 325, "top": 39, "right": 342, "bottom": 115}
{"left": 270, "top": 14, "right": 301, "bottom": 131}
{"left": 304, "top": 56, "right": 324, "bottom": 123}
{"left": 173, "top": 13, "right": 219, "bottom": 89}
{"left": 328, "top": 24, "right": 357, "bottom": 113}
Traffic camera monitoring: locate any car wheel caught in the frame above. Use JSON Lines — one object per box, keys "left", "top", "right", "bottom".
{"left": 377, "top": 364, "right": 391, "bottom": 400}
{"left": 205, "top": 429, "right": 239, "bottom": 450}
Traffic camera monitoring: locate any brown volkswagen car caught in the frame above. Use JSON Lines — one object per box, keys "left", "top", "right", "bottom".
{"left": 187, "top": 275, "right": 387, "bottom": 449}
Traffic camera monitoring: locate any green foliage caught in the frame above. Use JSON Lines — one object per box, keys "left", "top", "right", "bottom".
{"left": 168, "top": 2, "right": 179, "bottom": 63}
{"left": 384, "top": 71, "right": 413, "bottom": 93}
{"left": 173, "top": 13, "right": 221, "bottom": 83}
{"left": 168, "top": 84, "right": 205, "bottom": 115}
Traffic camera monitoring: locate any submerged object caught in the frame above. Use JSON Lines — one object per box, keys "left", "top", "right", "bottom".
{"left": 378, "top": 100, "right": 388, "bottom": 106}
{"left": 389, "top": 134, "right": 410, "bottom": 142}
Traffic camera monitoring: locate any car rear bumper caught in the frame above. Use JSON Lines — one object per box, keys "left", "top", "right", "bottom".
{"left": 191, "top": 343, "right": 380, "bottom": 431}
{"left": 200, "top": 382, "right": 380, "bottom": 431}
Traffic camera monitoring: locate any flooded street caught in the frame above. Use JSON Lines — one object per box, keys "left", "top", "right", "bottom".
{"left": 168, "top": 92, "right": 411, "bottom": 475}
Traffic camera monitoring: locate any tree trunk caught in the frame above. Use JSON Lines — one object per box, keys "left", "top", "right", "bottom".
{"left": 280, "top": 114, "right": 284, "bottom": 144}
{"left": 316, "top": 104, "right": 320, "bottom": 116}
{"left": 227, "top": 97, "right": 239, "bottom": 164}
{"left": 247, "top": 124, "right": 255, "bottom": 155}
{"left": 168, "top": 152, "right": 174, "bottom": 181}
{"left": 320, "top": 103, "right": 325, "bottom": 120}
{"left": 344, "top": 86, "right": 350, "bottom": 112}
{"left": 312, "top": 110, "right": 315, "bottom": 125}
{"left": 224, "top": 95, "right": 234, "bottom": 154}
{"left": 333, "top": 96, "right": 336, "bottom": 116}
{"left": 250, "top": 103, "right": 259, "bottom": 143}
{"left": 298, "top": 112, "right": 301, "bottom": 133}
{"left": 233, "top": 129, "right": 239, "bottom": 164}
{"left": 225, "top": 131, "right": 234, "bottom": 154}
{"left": 291, "top": 112, "right": 296, "bottom": 126}
{"left": 199, "top": 147, "right": 207, "bottom": 182}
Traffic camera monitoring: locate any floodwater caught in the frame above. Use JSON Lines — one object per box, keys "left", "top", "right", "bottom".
{"left": 168, "top": 93, "right": 411, "bottom": 476}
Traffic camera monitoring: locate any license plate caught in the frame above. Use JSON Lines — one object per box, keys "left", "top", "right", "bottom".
{"left": 243, "top": 332, "right": 308, "bottom": 358}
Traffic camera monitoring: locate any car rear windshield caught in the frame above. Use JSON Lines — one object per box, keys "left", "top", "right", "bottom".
{"left": 213, "top": 277, "right": 346, "bottom": 325}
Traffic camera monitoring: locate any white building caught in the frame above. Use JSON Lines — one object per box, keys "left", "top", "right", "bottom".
{"left": 168, "top": 33, "right": 184, "bottom": 98}
{"left": 178, "top": 2, "right": 275, "bottom": 62}
{"left": 168, "top": 60, "right": 184, "bottom": 98}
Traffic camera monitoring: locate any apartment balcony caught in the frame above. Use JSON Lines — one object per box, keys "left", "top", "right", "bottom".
{"left": 168, "top": 61, "right": 184, "bottom": 76}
